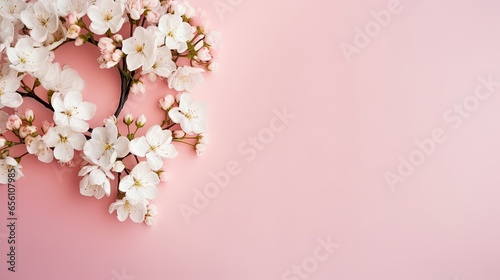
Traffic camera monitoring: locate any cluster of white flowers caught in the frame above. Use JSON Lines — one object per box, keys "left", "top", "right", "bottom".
{"left": 0, "top": 0, "right": 220, "bottom": 225}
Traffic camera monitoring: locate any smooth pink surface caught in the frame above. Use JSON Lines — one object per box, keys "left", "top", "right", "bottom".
{"left": 2, "top": 0, "right": 500, "bottom": 279}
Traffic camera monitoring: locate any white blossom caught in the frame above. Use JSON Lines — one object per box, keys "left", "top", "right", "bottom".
{"left": 168, "top": 93, "right": 206, "bottom": 134}
{"left": 43, "top": 125, "right": 86, "bottom": 162}
{"left": 109, "top": 198, "right": 147, "bottom": 223}
{"left": 118, "top": 161, "right": 159, "bottom": 203}
{"left": 51, "top": 91, "right": 96, "bottom": 133}
{"left": 129, "top": 125, "right": 178, "bottom": 170}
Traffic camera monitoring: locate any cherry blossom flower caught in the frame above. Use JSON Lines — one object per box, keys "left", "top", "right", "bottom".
{"left": 141, "top": 46, "right": 176, "bottom": 81}
{"left": 168, "top": 93, "right": 207, "bottom": 134}
{"left": 43, "top": 125, "right": 86, "bottom": 162}
{"left": 158, "top": 14, "right": 192, "bottom": 52}
{"left": 167, "top": 66, "right": 204, "bottom": 92}
{"left": 0, "top": 156, "right": 23, "bottom": 184}
{"left": 79, "top": 163, "right": 115, "bottom": 199}
{"left": 122, "top": 26, "right": 157, "bottom": 71}
{"left": 129, "top": 125, "right": 178, "bottom": 170}
{"left": 7, "top": 38, "right": 49, "bottom": 73}
{"left": 109, "top": 198, "right": 147, "bottom": 223}
{"left": 126, "top": 0, "right": 145, "bottom": 20}
{"left": 5, "top": 114, "right": 21, "bottom": 130}
{"left": 118, "top": 161, "right": 160, "bottom": 203}
{"left": 56, "top": 0, "right": 89, "bottom": 19}
{"left": 83, "top": 119, "right": 130, "bottom": 167}
{"left": 0, "top": 15, "right": 14, "bottom": 52}
{"left": 87, "top": 0, "right": 126, "bottom": 35}
{"left": 26, "top": 135, "right": 54, "bottom": 163}
{"left": 37, "top": 63, "right": 85, "bottom": 94}
{"left": 20, "top": 0, "right": 59, "bottom": 42}
{"left": 0, "top": 75, "right": 22, "bottom": 108}
{"left": 52, "top": 91, "right": 96, "bottom": 133}
{"left": 0, "top": 0, "right": 27, "bottom": 22}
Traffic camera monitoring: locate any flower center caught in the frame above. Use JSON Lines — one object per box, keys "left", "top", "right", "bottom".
{"left": 149, "top": 145, "right": 157, "bottom": 152}
{"left": 104, "top": 12, "right": 113, "bottom": 21}
{"left": 58, "top": 134, "right": 68, "bottom": 143}
{"left": 38, "top": 17, "right": 48, "bottom": 27}
{"left": 65, "top": 110, "right": 73, "bottom": 117}
{"left": 184, "top": 109, "right": 196, "bottom": 120}
{"left": 104, "top": 143, "right": 112, "bottom": 151}
{"left": 179, "top": 75, "right": 191, "bottom": 83}
{"left": 135, "top": 44, "right": 144, "bottom": 53}
{"left": 133, "top": 179, "right": 142, "bottom": 188}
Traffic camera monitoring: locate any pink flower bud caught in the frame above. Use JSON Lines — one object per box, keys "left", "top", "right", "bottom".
{"left": 205, "top": 31, "right": 222, "bottom": 49}
{"left": 112, "top": 49, "right": 123, "bottom": 62}
{"left": 130, "top": 80, "right": 146, "bottom": 95}
{"left": 75, "top": 36, "right": 86, "bottom": 46}
{"left": 195, "top": 143, "right": 206, "bottom": 156}
{"left": 19, "top": 125, "right": 37, "bottom": 138}
{"left": 173, "top": 130, "right": 185, "bottom": 138}
{"left": 42, "top": 121, "right": 54, "bottom": 134}
{"left": 145, "top": 216, "right": 155, "bottom": 226}
{"left": 98, "top": 37, "right": 115, "bottom": 53}
{"left": 0, "top": 137, "right": 6, "bottom": 147}
{"left": 111, "top": 34, "right": 123, "bottom": 43}
{"left": 67, "top": 12, "right": 78, "bottom": 25}
{"left": 145, "top": 10, "right": 160, "bottom": 24}
{"left": 197, "top": 47, "right": 212, "bottom": 62}
{"left": 207, "top": 61, "right": 219, "bottom": 72}
{"left": 113, "top": 161, "right": 125, "bottom": 172}
{"left": 67, "top": 25, "right": 81, "bottom": 39}
{"left": 159, "top": 94, "right": 175, "bottom": 111}
{"left": 6, "top": 115, "right": 21, "bottom": 130}
{"left": 23, "top": 108, "right": 34, "bottom": 122}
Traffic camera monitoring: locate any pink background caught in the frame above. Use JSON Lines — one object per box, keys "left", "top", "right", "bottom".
{"left": 2, "top": 0, "right": 500, "bottom": 279}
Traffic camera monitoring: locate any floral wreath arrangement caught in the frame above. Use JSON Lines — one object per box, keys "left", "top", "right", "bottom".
{"left": 0, "top": 0, "right": 220, "bottom": 225}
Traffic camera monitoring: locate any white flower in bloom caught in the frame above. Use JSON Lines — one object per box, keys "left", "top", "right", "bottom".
{"left": 168, "top": 93, "right": 207, "bottom": 134}
{"left": 84, "top": 119, "right": 129, "bottom": 167}
{"left": 0, "top": 15, "right": 14, "bottom": 52}
{"left": 87, "top": 0, "right": 126, "bottom": 35}
{"left": 78, "top": 163, "right": 115, "bottom": 199}
{"left": 109, "top": 198, "right": 147, "bottom": 223}
{"left": 7, "top": 38, "right": 49, "bottom": 73}
{"left": 129, "top": 125, "right": 178, "bottom": 170}
{"left": 141, "top": 46, "right": 176, "bottom": 81}
{"left": 122, "top": 27, "right": 157, "bottom": 71}
{"left": 26, "top": 135, "right": 54, "bottom": 163}
{"left": 52, "top": 91, "right": 96, "bottom": 133}
{"left": 20, "top": 0, "right": 59, "bottom": 43}
{"left": 0, "top": 157, "right": 23, "bottom": 184}
{"left": 43, "top": 125, "right": 86, "bottom": 162}
{"left": 0, "top": 75, "right": 22, "bottom": 108}
{"left": 0, "top": 0, "right": 27, "bottom": 22}
{"left": 119, "top": 161, "right": 159, "bottom": 203}
{"left": 158, "top": 14, "right": 192, "bottom": 52}
{"left": 37, "top": 63, "right": 85, "bottom": 94}
{"left": 56, "top": 0, "right": 89, "bottom": 18}
{"left": 167, "top": 66, "right": 204, "bottom": 92}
